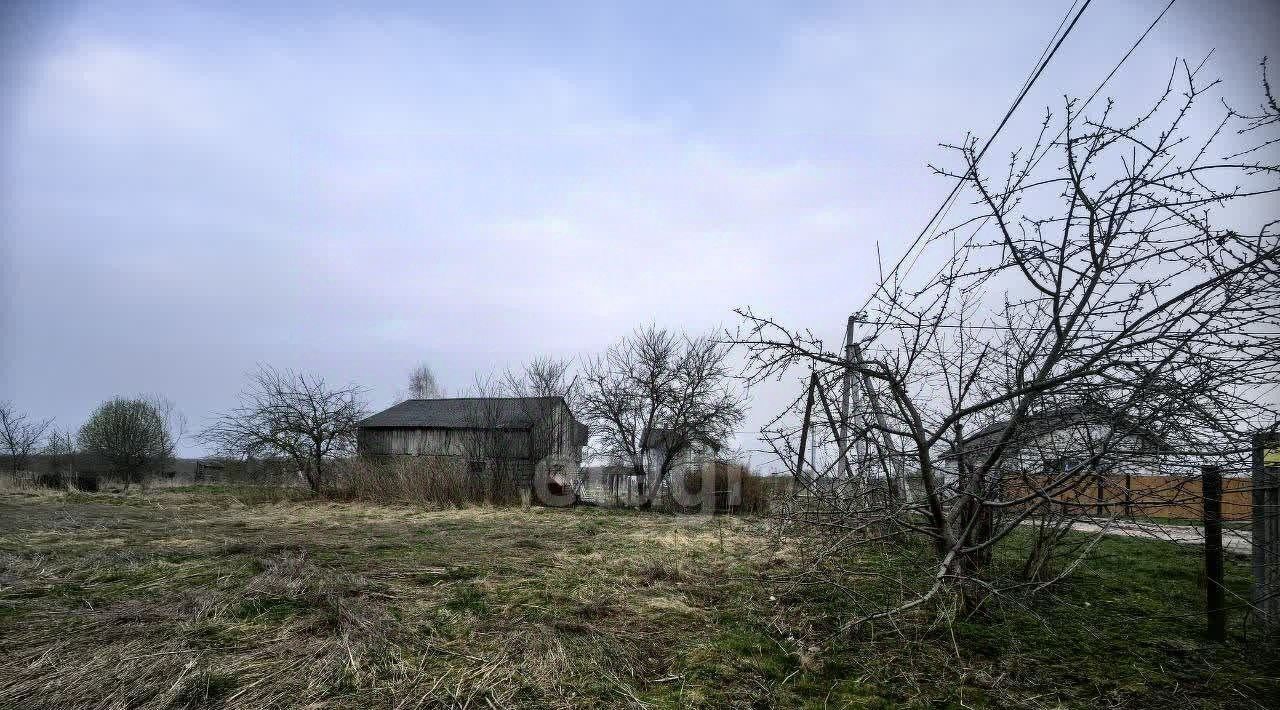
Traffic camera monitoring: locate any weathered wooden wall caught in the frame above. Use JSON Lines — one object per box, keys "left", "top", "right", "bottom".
{"left": 358, "top": 427, "right": 533, "bottom": 459}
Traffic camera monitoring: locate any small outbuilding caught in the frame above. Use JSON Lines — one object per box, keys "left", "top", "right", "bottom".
{"left": 356, "top": 396, "right": 587, "bottom": 486}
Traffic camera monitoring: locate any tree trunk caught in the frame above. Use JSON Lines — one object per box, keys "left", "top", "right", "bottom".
{"left": 296, "top": 455, "right": 319, "bottom": 494}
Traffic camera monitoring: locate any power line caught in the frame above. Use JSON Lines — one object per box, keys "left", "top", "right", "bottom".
{"left": 870, "top": 0, "right": 1179, "bottom": 312}
{"left": 856, "top": 321, "right": 1275, "bottom": 336}
{"left": 892, "top": 0, "right": 1091, "bottom": 284}
{"left": 1015, "top": 0, "right": 1084, "bottom": 102}
{"left": 852, "top": 0, "right": 1095, "bottom": 321}
{"left": 1077, "top": 0, "right": 1177, "bottom": 115}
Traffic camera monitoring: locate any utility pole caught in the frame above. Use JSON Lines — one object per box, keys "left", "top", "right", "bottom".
{"left": 837, "top": 312, "right": 912, "bottom": 501}
{"left": 794, "top": 372, "right": 817, "bottom": 482}
{"left": 838, "top": 314, "right": 857, "bottom": 478}
{"left": 810, "top": 425, "right": 819, "bottom": 477}
{"left": 810, "top": 367, "right": 820, "bottom": 477}
{"left": 849, "top": 340, "right": 913, "bottom": 501}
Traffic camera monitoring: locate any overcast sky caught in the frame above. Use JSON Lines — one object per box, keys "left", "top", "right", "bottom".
{"left": 2, "top": 0, "right": 1277, "bottom": 462}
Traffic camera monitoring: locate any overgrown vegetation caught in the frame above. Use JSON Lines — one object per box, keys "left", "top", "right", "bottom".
{"left": 677, "top": 463, "right": 784, "bottom": 515}
{"left": 77, "top": 395, "right": 185, "bottom": 491}
{"left": 200, "top": 365, "right": 368, "bottom": 493}
{"left": 735, "top": 59, "right": 1280, "bottom": 623}
{"left": 0, "top": 487, "right": 1273, "bottom": 708}
{"left": 337, "top": 456, "right": 526, "bottom": 507}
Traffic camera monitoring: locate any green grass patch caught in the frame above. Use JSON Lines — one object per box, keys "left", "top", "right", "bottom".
{"left": 443, "top": 582, "right": 489, "bottom": 615}
{"left": 234, "top": 596, "right": 314, "bottom": 621}
{"left": 173, "top": 669, "right": 239, "bottom": 708}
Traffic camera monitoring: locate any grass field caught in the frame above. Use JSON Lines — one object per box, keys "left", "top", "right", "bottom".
{"left": 0, "top": 486, "right": 1275, "bottom": 708}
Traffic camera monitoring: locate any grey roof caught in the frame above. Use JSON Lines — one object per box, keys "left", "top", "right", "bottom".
{"left": 961, "top": 405, "right": 1126, "bottom": 444}
{"left": 943, "top": 404, "right": 1164, "bottom": 459}
{"left": 358, "top": 396, "right": 570, "bottom": 430}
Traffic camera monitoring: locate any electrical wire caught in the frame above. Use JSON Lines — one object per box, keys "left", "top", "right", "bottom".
{"left": 850, "top": 0, "right": 1096, "bottom": 322}
{"left": 866, "top": 0, "right": 1180, "bottom": 321}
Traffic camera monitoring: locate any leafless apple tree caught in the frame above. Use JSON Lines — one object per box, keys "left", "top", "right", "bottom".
{"left": 580, "top": 325, "right": 747, "bottom": 509}
{"left": 201, "top": 365, "right": 368, "bottom": 493}
{"left": 505, "top": 356, "right": 582, "bottom": 414}
{"left": 446, "top": 360, "right": 586, "bottom": 505}
{"left": 42, "top": 429, "right": 78, "bottom": 483}
{"left": 505, "top": 356, "right": 586, "bottom": 502}
{"left": 734, "top": 60, "right": 1280, "bottom": 623}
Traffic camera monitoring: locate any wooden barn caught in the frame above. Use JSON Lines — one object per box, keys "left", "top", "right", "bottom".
{"left": 356, "top": 396, "right": 588, "bottom": 486}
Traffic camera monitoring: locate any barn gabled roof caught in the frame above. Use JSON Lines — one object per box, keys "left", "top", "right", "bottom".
{"left": 358, "top": 396, "right": 587, "bottom": 443}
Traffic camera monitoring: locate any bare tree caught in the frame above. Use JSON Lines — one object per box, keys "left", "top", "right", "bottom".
{"left": 580, "top": 325, "right": 747, "bottom": 509}
{"left": 200, "top": 365, "right": 368, "bottom": 493}
{"left": 0, "top": 401, "right": 53, "bottom": 476}
{"left": 506, "top": 357, "right": 589, "bottom": 503}
{"left": 42, "top": 428, "right": 78, "bottom": 484}
{"left": 77, "top": 396, "right": 180, "bottom": 492}
{"left": 735, "top": 60, "right": 1280, "bottom": 622}
{"left": 401, "top": 363, "right": 444, "bottom": 401}
{"left": 505, "top": 356, "right": 581, "bottom": 412}
{"left": 459, "top": 373, "right": 517, "bottom": 503}
{"left": 147, "top": 394, "right": 188, "bottom": 463}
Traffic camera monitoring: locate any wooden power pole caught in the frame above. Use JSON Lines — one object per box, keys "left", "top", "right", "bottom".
{"left": 838, "top": 315, "right": 857, "bottom": 478}
{"left": 838, "top": 313, "right": 913, "bottom": 501}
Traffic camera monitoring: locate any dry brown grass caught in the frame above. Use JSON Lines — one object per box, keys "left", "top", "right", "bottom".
{"left": 0, "top": 470, "right": 47, "bottom": 493}
{"left": 0, "top": 487, "right": 774, "bottom": 709}
{"left": 337, "top": 457, "right": 525, "bottom": 508}
{"left": 0, "top": 486, "right": 1273, "bottom": 709}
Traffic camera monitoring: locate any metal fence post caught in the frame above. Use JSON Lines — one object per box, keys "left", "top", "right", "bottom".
{"left": 1203, "top": 464, "right": 1225, "bottom": 641}
{"left": 1254, "top": 431, "right": 1280, "bottom": 641}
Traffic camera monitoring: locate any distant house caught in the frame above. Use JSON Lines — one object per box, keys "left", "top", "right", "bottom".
{"left": 356, "top": 396, "right": 588, "bottom": 488}
{"left": 576, "top": 429, "right": 735, "bottom": 509}
{"left": 942, "top": 405, "right": 1166, "bottom": 478}
{"left": 642, "top": 428, "right": 722, "bottom": 479}
{"left": 936, "top": 405, "right": 1172, "bottom": 514}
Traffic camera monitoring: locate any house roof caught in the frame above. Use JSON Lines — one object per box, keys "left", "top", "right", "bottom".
{"left": 942, "top": 404, "right": 1164, "bottom": 459}
{"left": 961, "top": 405, "right": 1125, "bottom": 442}
{"left": 359, "top": 396, "right": 568, "bottom": 430}
{"left": 359, "top": 397, "right": 589, "bottom": 445}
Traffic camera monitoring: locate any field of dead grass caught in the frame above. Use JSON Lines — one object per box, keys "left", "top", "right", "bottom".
{"left": 0, "top": 487, "right": 786, "bottom": 708}
{"left": 0, "top": 486, "right": 1275, "bottom": 709}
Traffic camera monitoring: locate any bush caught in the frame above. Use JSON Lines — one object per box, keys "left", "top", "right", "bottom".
{"left": 0, "top": 469, "right": 99, "bottom": 493}
{"left": 674, "top": 463, "right": 783, "bottom": 514}
{"left": 738, "top": 470, "right": 789, "bottom": 514}
{"left": 336, "top": 456, "right": 526, "bottom": 507}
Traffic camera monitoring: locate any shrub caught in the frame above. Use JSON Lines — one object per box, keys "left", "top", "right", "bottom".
{"left": 674, "top": 462, "right": 783, "bottom": 514}
{"left": 77, "top": 396, "right": 178, "bottom": 491}
{"left": 336, "top": 456, "right": 525, "bottom": 507}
